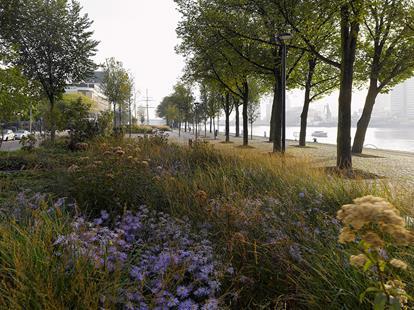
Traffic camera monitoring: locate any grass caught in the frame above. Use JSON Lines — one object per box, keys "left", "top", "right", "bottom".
{"left": 0, "top": 136, "right": 413, "bottom": 308}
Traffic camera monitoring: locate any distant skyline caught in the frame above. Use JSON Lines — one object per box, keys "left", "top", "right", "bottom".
{"left": 78, "top": 0, "right": 185, "bottom": 119}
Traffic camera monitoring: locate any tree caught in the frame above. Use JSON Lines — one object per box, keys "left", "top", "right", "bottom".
{"left": 101, "top": 58, "right": 133, "bottom": 132}
{"left": 157, "top": 82, "right": 194, "bottom": 131}
{"left": 248, "top": 101, "right": 261, "bottom": 140}
{"left": 54, "top": 93, "right": 93, "bottom": 131}
{"left": 352, "top": 0, "right": 414, "bottom": 153}
{"left": 0, "top": 0, "right": 98, "bottom": 141}
{"left": 176, "top": 0, "right": 259, "bottom": 146}
{"left": 279, "top": 0, "right": 363, "bottom": 171}
{"left": 0, "top": 65, "right": 37, "bottom": 144}
{"left": 137, "top": 106, "right": 146, "bottom": 125}
{"left": 289, "top": 55, "right": 339, "bottom": 147}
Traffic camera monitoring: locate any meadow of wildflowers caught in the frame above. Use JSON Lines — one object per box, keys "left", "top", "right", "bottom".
{"left": 0, "top": 136, "right": 413, "bottom": 309}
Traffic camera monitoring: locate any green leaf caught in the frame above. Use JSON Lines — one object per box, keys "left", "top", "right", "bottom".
{"left": 373, "top": 293, "right": 387, "bottom": 310}
{"left": 360, "top": 287, "right": 381, "bottom": 302}
{"left": 389, "top": 297, "right": 402, "bottom": 310}
{"left": 363, "top": 260, "right": 374, "bottom": 272}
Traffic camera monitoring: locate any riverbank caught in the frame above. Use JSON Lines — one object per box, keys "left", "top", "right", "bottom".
{"left": 169, "top": 130, "right": 414, "bottom": 186}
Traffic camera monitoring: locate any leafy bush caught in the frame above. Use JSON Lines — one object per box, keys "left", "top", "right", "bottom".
{"left": 20, "top": 134, "right": 37, "bottom": 152}
{"left": 131, "top": 125, "right": 154, "bottom": 134}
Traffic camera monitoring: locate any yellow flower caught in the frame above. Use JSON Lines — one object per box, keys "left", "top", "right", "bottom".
{"left": 338, "top": 227, "right": 356, "bottom": 244}
{"left": 362, "top": 232, "right": 384, "bottom": 248}
{"left": 337, "top": 196, "right": 413, "bottom": 245}
{"left": 390, "top": 259, "right": 408, "bottom": 270}
{"left": 350, "top": 254, "right": 368, "bottom": 268}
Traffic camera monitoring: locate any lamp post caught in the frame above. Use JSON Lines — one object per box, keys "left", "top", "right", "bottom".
{"left": 277, "top": 33, "right": 292, "bottom": 154}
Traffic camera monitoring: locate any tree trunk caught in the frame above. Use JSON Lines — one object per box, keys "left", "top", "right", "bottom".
{"left": 118, "top": 104, "right": 122, "bottom": 128}
{"left": 213, "top": 117, "right": 216, "bottom": 139}
{"left": 235, "top": 104, "right": 240, "bottom": 137}
{"left": 204, "top": 120, "right": 207, "bottom": 137}
{"left": 210, "top": 117, "right": 212, "bottom": 133}
{"left": 299, "top": 58, "right": 317, "bottom": 147}
{"left": 337, "top": 4, "right": 359, "bottom": 170}
{"left": 242, "top": 81, "right": 249, "bottom": 146}
{"left": 250, "top": 122, "right": 253, "bottom": 140}
{"left": 273, "top": 63, "right": 283, "bottom": 152}
{"left": 49, "top": 95, "right": 56, "bottom": 142}
{"left": 225, "top": 93, "right": 230, "bottom": 143}
{"left": 185, "top": 121, "right": 187, "bottom": 132}
{"left": 352, "top": 79, "right": 379, "bottom": 153}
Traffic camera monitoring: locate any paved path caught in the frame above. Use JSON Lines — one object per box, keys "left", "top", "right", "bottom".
{"left": 169, "top": 130, "right": 414, "bottom": 186}
{"left": 0, "top": 140, "right": 21, "bottom": 152}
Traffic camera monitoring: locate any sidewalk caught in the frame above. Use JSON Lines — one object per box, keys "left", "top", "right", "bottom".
{"left": 169, "top": 130, "right": 414, "bottom": 186}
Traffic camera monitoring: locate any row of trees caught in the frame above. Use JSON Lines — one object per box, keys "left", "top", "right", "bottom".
{"left": 174, "top": 0, "right": 414, "bottom": 171}
{"left": 0, "top": 0, "right": 137, "bottom": 140}
{"left": 157, "top": 81, "right": 260, "bottom": 142}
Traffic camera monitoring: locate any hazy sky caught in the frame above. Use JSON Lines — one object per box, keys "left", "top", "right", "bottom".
{"left": 78, "top": 0, "right": 393, "bottom": 120}
{"left": 78, "top": 0, "right": 184, "bottom": 118}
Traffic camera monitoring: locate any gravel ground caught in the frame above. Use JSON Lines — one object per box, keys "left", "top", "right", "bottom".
{"left": 169, "top": 130, "right": 414, "bottom": 186}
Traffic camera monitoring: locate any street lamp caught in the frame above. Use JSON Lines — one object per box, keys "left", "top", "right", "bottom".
{"left": 277, "top": 33, "right": 292, "bottom": 153}
{"left": 194, "top": 102, "right": 200, "bottom": 141}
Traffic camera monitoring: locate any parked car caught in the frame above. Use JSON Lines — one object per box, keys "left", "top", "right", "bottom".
{"left": 14, "top": 130, "right": 30, "bottom": 140}
{"left": 2, "top": 129, "right": 15, "bottom": 141}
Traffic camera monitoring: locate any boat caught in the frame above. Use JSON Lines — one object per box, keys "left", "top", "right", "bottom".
{"left": 312, "top": 130, "right": 328, "bottom": 138}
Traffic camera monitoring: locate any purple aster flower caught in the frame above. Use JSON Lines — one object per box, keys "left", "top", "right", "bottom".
{"left": 100, "top": 210, "right": 110, "bottom": 220}
{"left": 177, "top": 286, "right": 191, "bottom": 298}
{"left": 94, "top": 218, "right": 103, "bottom": 226}
{"left": 130, "top": 266, "right": 144, "bottom": 281}
{"left": 178, "top": 299, "right": 198, "bottom": 310}
{"left": 194, "top": 287, "right": 210, "bottom": 298}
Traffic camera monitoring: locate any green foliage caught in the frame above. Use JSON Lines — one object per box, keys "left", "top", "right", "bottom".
{"left": 2, "top": 138, "right": 413, "bottom": 308}
{"left": 101, "top": 58, "right": 134, "bottom": 129}
{"left": 0, "top": 0, "right": 99, "bottom": 140}
{"left": 20, "top": 134, "right": 37, "bottom": 152}
{"left": 157, "top": 82, "right": 194, "bottom": 126}
{"left": 0, "top": 66, "right": 38, "bottom": 124}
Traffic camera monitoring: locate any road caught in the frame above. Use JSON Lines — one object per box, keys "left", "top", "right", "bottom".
{"left": 0, "top": 140, "right": 22, "bottom": 152}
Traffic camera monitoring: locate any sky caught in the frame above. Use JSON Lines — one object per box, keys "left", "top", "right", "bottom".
{"left": 78, "top": 0, "right": 185, "bottom": 119}
{"left": 78, "top": 0, "right": 393, "bottom": 121}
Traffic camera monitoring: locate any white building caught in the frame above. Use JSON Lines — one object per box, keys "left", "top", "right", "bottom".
{"left": 65, "top": 71, "right": 110, "bottom": 115}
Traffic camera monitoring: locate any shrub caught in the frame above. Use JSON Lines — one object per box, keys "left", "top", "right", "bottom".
{"left": 20, "top": 134, "right": 37, "bottom": 152}
{"left": 337, "top": 196, "right": 414, "bottom": 309}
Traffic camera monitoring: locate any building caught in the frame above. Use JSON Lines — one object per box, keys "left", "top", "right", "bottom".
{"left": 390, "top": 77, "right": 414, "bottom": 120}
{"left": 65, "top": 71, "right": 110, "bottom": 115}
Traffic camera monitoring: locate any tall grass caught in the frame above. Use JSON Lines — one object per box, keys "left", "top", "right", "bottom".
{"left": 0, "top": 136, "right": 412, "bottom": 308}
{"left": 0, "top": 202, "right": 123, "bottom": 309}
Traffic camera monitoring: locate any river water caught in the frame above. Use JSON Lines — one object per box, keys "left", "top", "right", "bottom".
{"left": 223, "top": 125, "right": 414, "bottom": 153}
